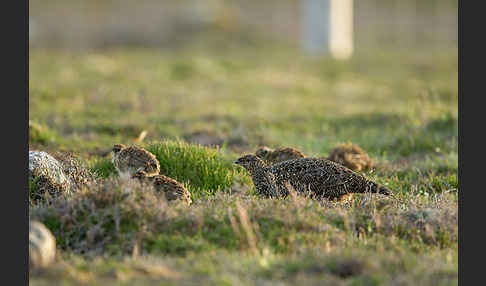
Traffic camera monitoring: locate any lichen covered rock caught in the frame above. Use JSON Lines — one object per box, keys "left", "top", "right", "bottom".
{"left": 29, "top": 151, "right": 96, "bottom": 202}
{"left": 29, "top": 151, "right": 72, "bottom": 201}
{"left": 52, "top": 151, "right": 96, "bottom": 189}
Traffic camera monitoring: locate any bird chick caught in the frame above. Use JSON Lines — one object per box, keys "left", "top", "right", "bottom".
{"left": 111, "top": 144, "right": 160, "bottom": 179}
{"left": 234, "top": 154, "right": 391, "bottom": 201}
{"left": 255, "top": 146, "right": 306, "bottom": 165}
{"left": 327, "top": 143, "right": 374, "bottom": 172}
{"left": 133, "top": 171, "right": 192, "bottom": 205}
{"left": 256, "top": 143, "right": 375, "bottom": 172}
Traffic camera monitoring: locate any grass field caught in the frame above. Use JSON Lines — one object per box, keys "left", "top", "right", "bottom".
{"left": 29, "top": 41, "right": 458, "bottom": 285}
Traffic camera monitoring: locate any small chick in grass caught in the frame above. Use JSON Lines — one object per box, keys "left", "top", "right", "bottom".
{"left": 133, "top": 171, "right": 192, "bottom": 205}
{"left": 327, "top": 142, "right": 375, "bottom": 172}
{"left": 111, "top": 144, "right": 160, "bottom": 179}
{"left": 255, "top": 146, "right": 306, "bottom": 165}
{"left": 234, "top": 154, "right": 391, "bottom": 201}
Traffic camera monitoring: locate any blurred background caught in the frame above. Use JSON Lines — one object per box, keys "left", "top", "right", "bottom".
{"left": 30, "top": 0, "right": 457, "bottom": 52}
{"left": 29, "top": 0, "right": 458, "bottom": 164}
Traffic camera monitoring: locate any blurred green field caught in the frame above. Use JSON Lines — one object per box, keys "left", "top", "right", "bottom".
{"left": 29, "top": 43, "right": 458, "bottom": 285}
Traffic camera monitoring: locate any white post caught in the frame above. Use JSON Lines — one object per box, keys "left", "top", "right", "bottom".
{"left": 329, "top": 0, "right": 353, "bottom": 59}
{"left": 301, "top": 0, "right": 353, "bottom": 59}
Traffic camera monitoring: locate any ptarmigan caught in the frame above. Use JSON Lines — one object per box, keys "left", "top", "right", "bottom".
{"left": 133, "top": 171, "right": 192, "bottom": 205}
{"left": 327, "top": 143, "right": 375, "bottom": 172}
{"left": 256, "top": 144, "right": 375, "bottom": 172}
{"left": 111, "top": 144, "right": 160, "bottom": 179}
{"left": 234, "top": 154, "right": 391, "bottom": 200}
{"left": 255, "top": 146, "right": 306, "bottom": 165}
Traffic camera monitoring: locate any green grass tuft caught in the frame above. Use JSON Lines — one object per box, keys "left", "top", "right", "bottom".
{"left": 146, "top": 140, "right": 240, "bottom": 198}
{"left": 89, "top": 157, "right": 117, "bottom": 179}
{"left": 29, "top": 120, "right": 57, "bottom": 145}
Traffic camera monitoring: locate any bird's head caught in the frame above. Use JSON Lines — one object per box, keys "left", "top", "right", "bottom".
{"left": 111, "top": 144, "right": 126, "bottom": 164}
{"left": 255, "top": 146, "right": 273, "bottom": 159}
{"left": 112, "top": 144, "right": 126, "bottom": 155}
{"left": 234, "top": 154, "right": 267, "bottom": 172}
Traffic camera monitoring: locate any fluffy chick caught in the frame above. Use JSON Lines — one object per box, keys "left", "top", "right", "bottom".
{"left": 111, "top": 144, "right": 160, "bottom": 179}
{"left": 257, "top": 144, "right": 375, "bottom": 172}
{"left": 133, "top": 171, "right": 192, "bottom": 205}
{"left": 255, "top": 146, "right": 306, "bottom": 165}
{"left": 327, "top": 143, "right": 375, "bottom": 172}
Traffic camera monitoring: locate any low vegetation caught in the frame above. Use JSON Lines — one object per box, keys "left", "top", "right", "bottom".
{"left": 29, "top": 40, "right": 457, "bottom": 285}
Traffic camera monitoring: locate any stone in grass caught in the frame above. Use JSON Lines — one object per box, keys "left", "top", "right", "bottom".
{"left": 29, "top": 221, "right": 56, "bottom": 270}
{"left": 29, "top": 151, "right": 96, "bottom": 202}
{"left": 52, "top": 151, "right": 96, "bottom": 189}
{"left": 29, "top": 151, "right": 72, "bottom": 201}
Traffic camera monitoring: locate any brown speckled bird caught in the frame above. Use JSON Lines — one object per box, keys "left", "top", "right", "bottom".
{"left": 133, "top": 171, "right": 192, "bottom": 205}
{"left": 255, "top": 146, "right": 306, "bottom": 165}
{"left": 234, "top": 154, "right": 391, "bottom": 201}
{"left": 256, "top": 144, "right": 374, "bottom": 172}
{"left": 327, "top": 143, "right": 375, "bottom": 172}
{"left": 111, "top": 144, "right": 160, "bottom": 179}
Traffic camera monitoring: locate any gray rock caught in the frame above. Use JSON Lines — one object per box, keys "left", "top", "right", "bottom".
{"left": 29, "top": 151, "right": 72, "bottom": 200}
{"left": 52, "top": 151, "right": 96, "bottom": 189}
{"left": 29, "top": 221, "right": 56, "bottom": 269}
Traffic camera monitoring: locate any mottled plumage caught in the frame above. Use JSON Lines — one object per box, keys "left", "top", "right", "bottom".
{"left": 255, "top": 146, "right": 306, "bottom": 165}
{"left": 257, "top": 144, "right": 375, "bottom": 172}
{"left": 111, "top": 144, "right": 160, "bottom": 178}
{"left": 134, "top": 171, "right": 192, "bottom": 205}
{"left": 327, "top": 143, "right": 374, "bottom": 171}
{"left": 234, "top": 155, "right": 391, "bottom": 200}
